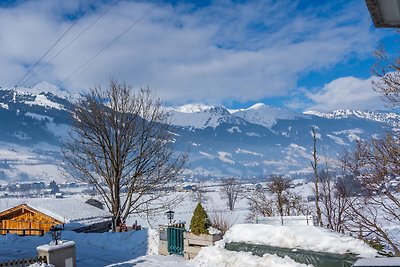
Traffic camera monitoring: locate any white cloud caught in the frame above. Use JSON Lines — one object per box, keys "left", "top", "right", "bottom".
{"left": 0, "top": 0, "right": 377, "bottom": 105}
{"left": 305, "top": 76, "right": 385, "bottom": 111}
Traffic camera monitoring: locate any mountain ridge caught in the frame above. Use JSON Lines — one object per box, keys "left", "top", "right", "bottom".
{"left": 0, "top": 82, "right": 397, "bottom": 182}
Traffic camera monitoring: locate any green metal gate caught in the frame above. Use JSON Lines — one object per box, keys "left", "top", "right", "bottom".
{"left": 167, "top": 226, "right": 185, "bottom": 255}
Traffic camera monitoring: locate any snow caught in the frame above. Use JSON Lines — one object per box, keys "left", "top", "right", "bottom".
{"left": 25, "top": 95, "right": 64, "bottom": 110}
{"left": 354, "top": 257, "right": 400, "bottom": 266}
{"left": 304, "top": 109, "right": 400, "bottom": 128}
{"left": 0, "top": 227, "right": 313, "bottom": 267}
{"left": 195, "top": 243, "right": 312, "bottom": 267}
{"left": 0, "top": 103, "right": 9, "bottom": 109}
{"left": 168, "top": 107, "right": 230, "bottom": 129}
{"left": 233, "top": 103, "right": 301, "bottom": 128}
{"left": 172, "top": 104, "right": 214, "bottom": 113}
{"left": 11, "top": 82, "right": 72, "bottom": 100}
{"left": 223, "top": 224, "right": 378, "bottom": 258}
{"left": 25, "top": 112, "right": 53, "bottom": 122}
{"left": 28, "top": 264, "right": 54, "bottom": 267}
{"left": 235, "top": 148, "right": 263, "bottom": 157}
{"left": 326, "top": 134, "right": 347, "bottom": 145}
{"left": 217, "top": 151, "right": 235, "bottom": 164}
{"left": 37, "top": 240, "right": 75, "bottom": 252}
{"left": 0, "top": 230, "right": 150, "bottom": 265}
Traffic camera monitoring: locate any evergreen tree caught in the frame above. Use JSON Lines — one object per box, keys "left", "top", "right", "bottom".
{"left": 190, "top": 203, "right": 211, "bottom": 235}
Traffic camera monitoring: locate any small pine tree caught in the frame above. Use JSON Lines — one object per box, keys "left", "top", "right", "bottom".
{"left": 190, "top": 203, "right": 211, "bottom": 235}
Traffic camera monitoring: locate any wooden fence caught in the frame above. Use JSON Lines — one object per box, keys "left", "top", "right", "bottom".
{"left": 0, "top": 256, "right": 47, "bottom": 267}
{"left": 0, "top": 229, "right": 44, "bottom": 236}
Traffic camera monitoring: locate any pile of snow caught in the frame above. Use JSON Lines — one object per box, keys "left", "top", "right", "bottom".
{"left": 28, "top": 263, "right": 54, "bottom": 267}
{"left": 194, "top": 241, "right": 311, "bottom": 267}
{"left": 223, "top": 224, "right": 377, "bottom": 258}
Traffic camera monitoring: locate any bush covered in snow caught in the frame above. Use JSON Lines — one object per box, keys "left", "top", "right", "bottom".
{"left": 190, "top": 203, "right": 211, "bottom": 235}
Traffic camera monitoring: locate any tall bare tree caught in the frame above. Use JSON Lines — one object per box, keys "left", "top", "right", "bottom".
{"left": 345, "top": 135, "right": 400, "bottom": 255}
{"left": 221, "top": 177, "right": 241, "bottom": 211}
{"left": 339, "top": 42, "right": 400, "bottom": 255}
{"left": 62, "top": 80, "right": 187, "bottom": 225}
{"left": 311, "top": 127, "right": 323, "bottom": 227}
{"left": 319, "top": 168, "right": 350, "bottom": 233}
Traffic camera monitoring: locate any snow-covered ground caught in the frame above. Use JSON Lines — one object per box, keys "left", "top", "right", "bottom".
{"left": 1, "top": 223, "right": 379, "bottom": 267}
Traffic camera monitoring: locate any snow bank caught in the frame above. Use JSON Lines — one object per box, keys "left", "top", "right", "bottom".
{"left": 223, "top": 224, "right": 377, "bottom": 258}
{"left": 28, "top": 263, "right": 54, "bottom": 267}
{"left": 194, "top": 241, "right": 312, "bottom": 267}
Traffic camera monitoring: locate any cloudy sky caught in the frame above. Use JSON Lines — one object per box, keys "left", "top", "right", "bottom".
{"left": 0, "top": 0, "right": 397, "bottom": 111}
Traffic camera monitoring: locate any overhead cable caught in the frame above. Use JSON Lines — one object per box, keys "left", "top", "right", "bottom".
{"left": 16, "top": 0, "right": 97, "bottom": 86}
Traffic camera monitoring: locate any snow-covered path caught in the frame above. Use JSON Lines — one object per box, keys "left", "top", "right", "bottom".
{"left": 106, "top": 255, "right": 193, "bottom": 267}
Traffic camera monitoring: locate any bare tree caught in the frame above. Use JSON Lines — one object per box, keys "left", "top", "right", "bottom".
{"left": 192, "top": 181, "right": 209, "bottom": 204}
{"left": 247, "top": 180, "right": 305, "bottom": 223}
{"left": 319, "top": 168, "right": 350, "bottom": 233}
{"left": 345, "top": 135, "right": 400, "bottom": 255}
{"left": 62, "top": 80, "right": 187, "bottom": 226}
{"left": 221, "top": 177, "right": 241, "bottom": 210}
{"left": 373, "top": 45, "right": 400, "bottom": 107}
{"left": 246, "top": 187, "right": 275, "bottom": 222}
{"left": 209, "top": 209, "right": 235, "bottom": 236}
{"left": 311, "top": 127, "right": 323, "bottom": 227}
{"left": 268, "top": 175, "right": 290, "bottom": 225}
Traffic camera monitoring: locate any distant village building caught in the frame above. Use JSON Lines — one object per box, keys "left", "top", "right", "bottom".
{"left": 0, "top": 198, "right": 112, "bottom": 236}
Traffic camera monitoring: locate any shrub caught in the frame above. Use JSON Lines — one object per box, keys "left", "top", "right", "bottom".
{"left": 190, "top": 203, "right": 211, "bottom": 235}
{"left": 209, "top": 210, "right": 234, "bottom": 236}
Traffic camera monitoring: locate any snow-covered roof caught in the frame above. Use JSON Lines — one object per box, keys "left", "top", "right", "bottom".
{"left": 223, "top": 224, "right": 378, "bottom": 258}
{"left": 0, "top": 198, "right": 112, "bottom": 226}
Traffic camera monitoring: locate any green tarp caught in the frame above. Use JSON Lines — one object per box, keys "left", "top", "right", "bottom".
{"left": 225, "top": 242, "right": 358, "bottom": 267}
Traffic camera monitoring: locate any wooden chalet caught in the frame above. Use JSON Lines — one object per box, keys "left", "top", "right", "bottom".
{"left": 0, "top": 204, "right": 62, "bottom": 236}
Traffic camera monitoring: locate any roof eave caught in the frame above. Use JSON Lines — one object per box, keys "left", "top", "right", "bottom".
{"left": 365, "top": 0, "right": 400, "bottom": 28}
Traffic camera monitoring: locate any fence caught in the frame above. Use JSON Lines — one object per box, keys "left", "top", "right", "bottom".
{"left": 257, "top": 215, "right": 314, "bottom": 226}
{"left": 0, "top": 256, "right": 47, "bottom": 267}
{"left": 0, "top": 228, "right": 44, "bottom": 236}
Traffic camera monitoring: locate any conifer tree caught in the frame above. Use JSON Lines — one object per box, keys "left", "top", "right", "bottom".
{"left": 190, "top": 203, "right": 211, "bottom": 235}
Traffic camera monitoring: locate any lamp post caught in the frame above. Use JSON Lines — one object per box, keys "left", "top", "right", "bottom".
{"left": 165, "top": 210, "right": 175, "bottom": 225}
{"left": 49, "top": 224, "right": 63, "bottom": 245}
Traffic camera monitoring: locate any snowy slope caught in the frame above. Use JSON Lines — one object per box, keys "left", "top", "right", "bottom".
{"left": 305, "top": 109, "right": 400, "bottom": 127}
{"left": 233, "top": 103, "right": 303, "bottom": 128}
{"left": 168, "top": 106, "right": 244, "bottom": 129}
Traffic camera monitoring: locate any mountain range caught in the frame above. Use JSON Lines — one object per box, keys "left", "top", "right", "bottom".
{"left": 0, "top": 81, "right": 398, "bottom": 183}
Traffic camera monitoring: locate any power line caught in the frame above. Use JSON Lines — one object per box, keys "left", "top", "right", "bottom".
{"left": 59, "top": 2, "right": 160, "bottom": 86}
{"left": 16, "top": 0, "right": 97, "bottom": 86}
{"left": 22, "top": 0, "right": 121, "bottom": 85}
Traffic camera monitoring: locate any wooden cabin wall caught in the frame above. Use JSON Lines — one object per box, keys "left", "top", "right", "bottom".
{"left": 0, "top": 207, "right": 60, "bottom": 235}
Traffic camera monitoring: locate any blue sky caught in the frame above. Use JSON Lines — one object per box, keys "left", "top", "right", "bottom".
{"left": 0, "top": 0, "right": 397, "bottom": 111}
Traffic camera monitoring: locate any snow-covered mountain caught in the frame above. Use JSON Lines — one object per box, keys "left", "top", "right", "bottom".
{"left": 232, "top": 103, "right": 302, "bottom": 128}
{"left": 0, "top": 82, "right": 398, "bottom": 182}
{"left": 304, "top": 109, "right": 400, "bottom": 128}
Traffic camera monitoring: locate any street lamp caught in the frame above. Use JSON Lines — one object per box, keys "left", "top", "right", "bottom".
{"left": 49, "top": 224, "right": 63, "bottom": 245}
{"left": 165, "top": 210, "right": 175, "bottom": 224}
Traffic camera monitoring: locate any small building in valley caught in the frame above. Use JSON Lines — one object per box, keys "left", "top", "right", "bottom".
{"left": 0, "top": 198, "right": 112, "bottom": 236}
